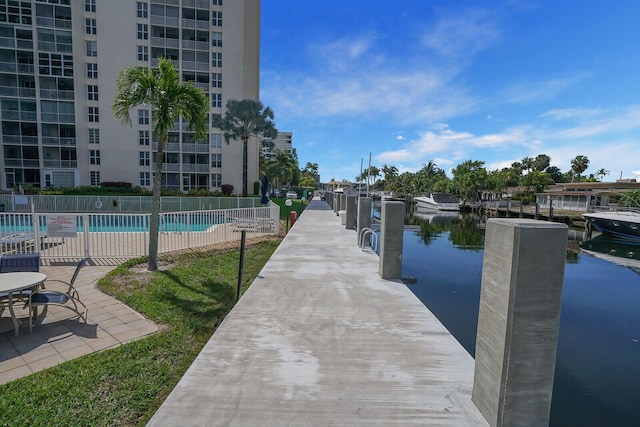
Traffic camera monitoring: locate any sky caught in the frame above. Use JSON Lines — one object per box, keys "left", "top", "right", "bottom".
{"left": 260, "top": 0, "right": 640, "bottom": 183}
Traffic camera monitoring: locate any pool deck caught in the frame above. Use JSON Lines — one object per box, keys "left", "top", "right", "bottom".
{"left": 148, "top": 198, "right": 487, "bottom": 426}
{"left": 0, "top": 261, "right": 158, "bottom": 384}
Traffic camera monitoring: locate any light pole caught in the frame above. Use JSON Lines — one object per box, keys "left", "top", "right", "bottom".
{"left": 285, "top": 199, "right": 292, "bottom": 233}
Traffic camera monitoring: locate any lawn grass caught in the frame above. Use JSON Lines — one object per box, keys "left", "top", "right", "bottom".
{"left": 0, "top": 237, "right": 281, "bottom": 426}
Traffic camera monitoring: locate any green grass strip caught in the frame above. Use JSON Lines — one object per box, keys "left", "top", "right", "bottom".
{"left": 0, "top": 238, "right": 281, "bottom": 426}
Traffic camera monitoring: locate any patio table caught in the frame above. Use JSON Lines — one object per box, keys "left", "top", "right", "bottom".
{"left": 0, "top": 272, "right": 46, "bottom": 336}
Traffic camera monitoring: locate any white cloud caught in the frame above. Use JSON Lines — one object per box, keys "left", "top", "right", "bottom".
{"left": 550, "top": 106, "right": 640, "bottom": 139}
{"left": 500, "top": 73, "right": 590, "bottom": 104}
{"left": 540, "top": 107, "right": 607, "bottom": 120}
{"left": 423, "top": 9, "right": 501, "bottom": 57}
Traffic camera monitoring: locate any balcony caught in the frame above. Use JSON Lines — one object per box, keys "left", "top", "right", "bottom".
{"left": 2, "top": 135, "right": 38, "bottom": 144}
{"left": 182, "top": 164, "right": 209, "bottom": 173}
{"left": 0, "top": 86, "right": 37, "bottom": 97}
{"left": 1, "top": 110, "right": 37, "bottom": 121}
{"left": 42, "top": 137, "right": 76, "bottom": 146}
{"left": 0, "top": 37, "right": 33, "bottom": 50}
{"left": 161, "top": 163, "right": 180, "bottom": 172}
{"left": 36, "top": 17, "right": 72, "bottom": 29}
{"left": 181, "top": 19, "right": 209, "bottom": 30}
{"left": 43, "top": 159, "right": 77, "bottom": 168}
{"left": 37, "top": 41, "right": 73, "bottom": 53}
{"left": 41, "top": 113, "right": 75, "bottom": 123}
{"left": 181, "top": 61, "right": 209, "bottom": 72}
{"left": 182, "top": 143, "right": 210, "bottom": 153}
{"left": 40, "top": 88, "right": 74, "bottom": 100}
{"left": 150, "top": 15, "right": 180, "bottom": 27}
{"left": 5, "top": 159, "right": 40, "bottom": 167}
{"left": 150, "top": 36, "right": 180, "bottom": 48}
{"left": 182, "top": 40, "right": 209, "bottom": 51}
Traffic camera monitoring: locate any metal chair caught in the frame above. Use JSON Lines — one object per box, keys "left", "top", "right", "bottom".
{"left": 27, "top": 258, "right": 88, "bottom": 332}
{"left": 0, "top": 253, "right": 40, "bottom": 316}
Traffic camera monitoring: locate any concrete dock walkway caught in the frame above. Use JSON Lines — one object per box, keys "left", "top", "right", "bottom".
{"left": 148, "top": 199, "right": 487, "bottom": 426}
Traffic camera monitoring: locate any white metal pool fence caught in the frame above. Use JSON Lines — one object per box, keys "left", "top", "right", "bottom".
{"left": 0, "top": 194, "right": 266, "bottom": 213}
{"left": 0, "top": 201, "right": 279, "bottom": 260}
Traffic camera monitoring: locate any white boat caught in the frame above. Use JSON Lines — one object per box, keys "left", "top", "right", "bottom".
{"left": 582, "top": 210, "right": 640, "bottom": 241}
{"left": 414, "top": 193, "right": 460, "bottom": 211}
{"left": 413, "top": 206, "right": 460, "bottom": 223}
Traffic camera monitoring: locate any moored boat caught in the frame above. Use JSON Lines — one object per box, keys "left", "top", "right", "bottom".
{"left": 414, "top": 193, "right": 460, "bottom": 211}
{"left": 582, "top": 210, "right": 640, "bottom": 241}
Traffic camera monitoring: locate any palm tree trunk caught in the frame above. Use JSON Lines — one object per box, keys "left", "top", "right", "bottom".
{"left": 148, "top": 137, "right": 165, "bottom": 271}
{"left": 242, "top": 136, "right": 248, "bottom": 197}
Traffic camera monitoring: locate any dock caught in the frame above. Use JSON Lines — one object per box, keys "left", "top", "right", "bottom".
{"left": 147, "top": 198, "right": 487, "bottom": 426}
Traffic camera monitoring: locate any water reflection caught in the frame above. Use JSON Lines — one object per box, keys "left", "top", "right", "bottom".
{"left": 402, "top": 210, "right": 640, "bottom": 426}
{"left": 408, "top": 208, "right": 484, "bottom": 251}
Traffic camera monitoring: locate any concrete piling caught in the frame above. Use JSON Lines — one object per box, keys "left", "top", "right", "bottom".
{"left": 345, "top": 195, "right": 357, "bottom": 230}
{"left": 472, "top": 218, "right": 568, "bottom": 427}
{"left": 356, "top": 197, "right": 372, "bottom": 244}
{"left": 379, "top": 201, "right": 404, "bottom": 279}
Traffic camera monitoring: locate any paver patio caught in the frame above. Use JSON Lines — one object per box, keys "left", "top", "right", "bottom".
{"left": 0, "top": 260, "right": 158, "bottom": 384}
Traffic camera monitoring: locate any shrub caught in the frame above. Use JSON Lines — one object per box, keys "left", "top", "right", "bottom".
{"left": 253, "top": 181, "right": 260, "bottom": 195}
{"left": 101, "top": 181, "right": 132, "bottom": 190}
{"left": 221, "top": 184, "right": 233, "bottom": 195}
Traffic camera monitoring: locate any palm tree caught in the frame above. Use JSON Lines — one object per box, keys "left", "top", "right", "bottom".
{"left": 570, "top": 155, "right": 590, "bottom": 182}
{"left": 113, "top": 57, "right": 208, "bottom": 271}
{"left": 213, "top": 99, "right": 278, "bottom": 196}
{"left": 595, "top": 168, "right": 610, "bottom": 181}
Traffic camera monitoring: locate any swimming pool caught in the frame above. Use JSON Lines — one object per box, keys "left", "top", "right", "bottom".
{"left": 0, "top": 213, "right": 225, "bottom": 234}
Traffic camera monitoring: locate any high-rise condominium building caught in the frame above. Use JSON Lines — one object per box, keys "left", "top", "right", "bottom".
{"left": 260, "top": 131, "right": 292, "bottom": 160}
{"left": 0, "top": 0, "right": 260, "bottom": 194}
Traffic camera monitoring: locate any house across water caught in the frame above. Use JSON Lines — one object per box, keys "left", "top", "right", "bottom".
{"left": 535, "top": 179, "right": 640, "bottom": 212}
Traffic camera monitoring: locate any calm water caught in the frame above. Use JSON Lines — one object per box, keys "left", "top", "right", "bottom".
{"left": 401, "top": 211, "right": 640, "bottom": 426}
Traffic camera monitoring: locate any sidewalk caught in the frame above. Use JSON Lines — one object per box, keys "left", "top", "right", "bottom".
{"left": 0, "top": 261, "right": 158, "bottom": 384}
{"left": 148, "top": 199, "right": 487, "bottom": 426}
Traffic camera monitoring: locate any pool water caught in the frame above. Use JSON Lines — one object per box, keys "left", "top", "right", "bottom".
{"left": 0, "top": 214, "right": 220, "bottom": 233}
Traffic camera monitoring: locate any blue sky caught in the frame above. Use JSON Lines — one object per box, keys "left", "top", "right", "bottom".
{"left": 260, "top": 0, "right": 640, "bottom": 182}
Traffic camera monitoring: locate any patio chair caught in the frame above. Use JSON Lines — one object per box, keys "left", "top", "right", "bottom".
{"left": 27, "top": 258, "right": 88, "bottom": 333}
{"left": 0, "top": 253, "right": 41, "bottom": 316}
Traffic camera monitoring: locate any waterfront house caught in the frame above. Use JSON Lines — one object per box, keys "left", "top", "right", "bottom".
{"left": 535, "top": 180, "right": 640, "bottom": 212}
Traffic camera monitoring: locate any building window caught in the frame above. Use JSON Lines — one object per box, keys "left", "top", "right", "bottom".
{"left": 139, "top": 130, "right": 149, "bottom": 145}
{"left": 211, "top": 93, "right": 222, "bottom": 108}
{"left": 137, "top": 24, "right": 148, "bottom": 40}
{"left": 138, "top": 110, "right": 149, "bottom": 125}
{"left": 137, "top": 45, "right": 148, "bottom": 61}
{"left": 139, "top": 151, "right": 150, "bottom": 166}
{"left": 38, "top": 53, "right": 73, "bottom": 77}
{"left": 90, "top": 171, "right": 100, "bottom": 186}
{"left": 86, "top": 63, "right": 98, "bottom": 79}
{"left": 211, "top": 73, "right": 222, "bottom": 88}
{"left": 211, "top": 52, "right": 222, "bottom": 68}
{"left": 211, "top": 173, "right": 222, "bottom": 188}
{"left": 211, "top": 153, "right": 221, "bottom": 168}
{"left": 85, "top": 18, "right": 96, "bottom": 35}
{"left": 211, "top": 32, "right": 222, "bottom": 47}
{"left": 140, "top": 172, "right": 150, "bottom": 187}
{"left": 89, "top": 129, "right": 100, "bottom": 144}
{"left": 85, "top": 0, "right": 96, "bottom": 13}
{"left": 87, "top": 85, "right": 98, "bottom": 101}
{"left": 86, "top": 41, "right": 97, "bottom": 57}
{"left": 211, "top": 133, "right": 222, "bottom": 148}
{"left": 90, "top": 149, "right": 100, "bottom": 165}
{"left": 212, "top": 11, "right": 222, "bottom": 27}
{"left": 212, "top": 0, "right": 223, "bottom": 6}
{"left": 137, "top": 2, "right": 148, "bottom": 18}
{"left": 88, "top": 107, "right": 99, "bottom": 122}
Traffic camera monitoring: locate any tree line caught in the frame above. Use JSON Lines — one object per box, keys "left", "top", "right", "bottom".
{"left": 355, "top": 154, "right": 612, "bottom": 203}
